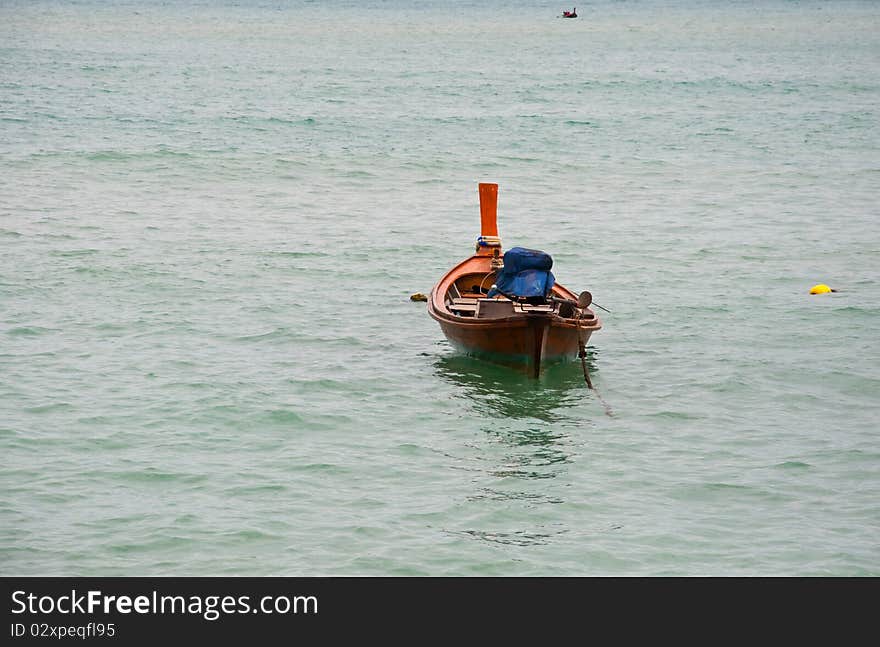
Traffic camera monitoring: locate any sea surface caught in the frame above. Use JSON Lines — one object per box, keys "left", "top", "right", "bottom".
{"left": 1, "top": 0, "right": 878, "bottom": 576}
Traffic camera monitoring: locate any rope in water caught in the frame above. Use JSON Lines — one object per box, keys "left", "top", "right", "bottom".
{"left": 577, "top": 310, "right": 614, "bottom": 417}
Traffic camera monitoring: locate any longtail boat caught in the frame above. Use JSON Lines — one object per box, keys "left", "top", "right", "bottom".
{"left": 428, "top": 183, "right": 601, "bottom": 377}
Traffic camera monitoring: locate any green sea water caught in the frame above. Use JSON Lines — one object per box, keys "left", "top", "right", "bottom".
{"left": 1, "top": 0, "right": 878, "bottom": 575}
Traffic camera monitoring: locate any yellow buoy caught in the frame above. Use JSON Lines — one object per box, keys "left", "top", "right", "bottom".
{"left": 809, "top": 284, "right": 833, "bottom": 295}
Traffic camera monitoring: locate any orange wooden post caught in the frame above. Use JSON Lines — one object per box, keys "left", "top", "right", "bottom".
{"left": 478, "top": 183, "right": 498, "bottom": 238}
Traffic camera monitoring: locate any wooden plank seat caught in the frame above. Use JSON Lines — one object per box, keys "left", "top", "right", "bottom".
{"left": 450, "top": 297, "right": 478, "bottom": 315}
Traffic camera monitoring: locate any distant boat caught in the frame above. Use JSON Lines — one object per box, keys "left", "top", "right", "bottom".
{"left": 427, "top": 183, "right": 601, "bottom": 378}
{"left": 562, "top": 8, "right": 578, "bottom": 18}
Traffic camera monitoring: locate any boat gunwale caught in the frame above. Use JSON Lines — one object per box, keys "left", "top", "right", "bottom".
{"left": 427, "top": 253, "right": 602, "bottom": 332}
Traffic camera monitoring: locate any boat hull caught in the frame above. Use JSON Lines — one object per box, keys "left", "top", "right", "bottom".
{"left": 437, "top": 314, "right": 591, "bottom": 377}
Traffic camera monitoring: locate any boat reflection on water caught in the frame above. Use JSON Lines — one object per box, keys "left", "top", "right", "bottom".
{"left": 434, "top": 351, "right": 603, "bottom": 548}
{"left": 433, "top": 349, "right": 602, "bottom": 423}
{"left": 434, "top": 347, "right": 603, "bottom": 476}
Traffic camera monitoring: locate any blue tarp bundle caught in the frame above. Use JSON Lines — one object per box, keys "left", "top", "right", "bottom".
{"left": 487, "top": 247, "right": 555, "bottom": 300}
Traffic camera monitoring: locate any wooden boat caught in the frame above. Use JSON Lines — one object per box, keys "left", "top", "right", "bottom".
{"left": 428, "top": 183, "right": 601, "bottom": 377}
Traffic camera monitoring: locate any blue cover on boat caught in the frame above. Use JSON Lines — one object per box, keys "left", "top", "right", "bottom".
{"left": 487, "top": 247, "right": 555, "bottom": 299}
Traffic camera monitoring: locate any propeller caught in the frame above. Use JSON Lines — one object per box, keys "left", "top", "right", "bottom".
{"left": 577, "top": 291, "right": 592, "bottom": 309}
